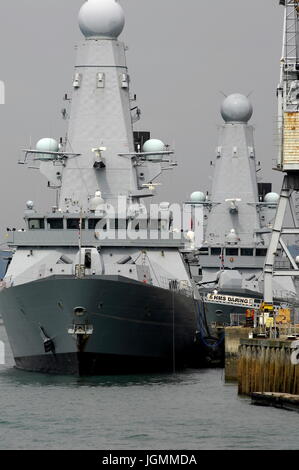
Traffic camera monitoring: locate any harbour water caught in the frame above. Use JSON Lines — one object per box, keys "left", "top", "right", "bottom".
{"left": 0, "top": 326, "right": 298, "bottom": 450}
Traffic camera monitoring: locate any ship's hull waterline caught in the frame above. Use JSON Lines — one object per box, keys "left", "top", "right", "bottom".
{"left": 0, "top": 275, "right": 202, "bottom": 375}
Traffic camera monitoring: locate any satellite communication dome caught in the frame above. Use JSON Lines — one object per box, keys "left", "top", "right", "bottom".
{"left": 190, "top": 191, "right": 205, "bottom": 203}
{"left": 36, "top": 138, "right": 59, "bottom": 160}
{"left": 36, "top": 138, "right": 59, "bottom": 153}
{"left": 264, "top": 192, "right": 279, "bottom": 203}
{"left": 78, "top": 0, "right": 125, "bottom": 39}
{"left": 142, "top": 139, "right": 165, "bottom": 153}
{"left": 142, "top": 139, "right": 165, "bottom": 162}
{"left": 221, "top": 94, "right": 253, "bottom": 123}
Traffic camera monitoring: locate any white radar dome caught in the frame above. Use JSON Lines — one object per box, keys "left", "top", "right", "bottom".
{"left": 26, "top": 200, "right": 34, "bottom": 210}
{"left": 190, "top": 191, "right": 205, "bottom": 203}
{"left": 221, "top": 93, "right": 253, "bottom": 123}
{"left": 78, "top": 0, "right": 125, "bottom": 39}
{"left": 36, "top": 138, "right": 59, "bottom": 153}
{"left": 226, "top": 228, "right": 238, "bottom": 244}
{"left": 264, "top": 192, "right": 279, "bottom": 203}
{"left": 142, "top": 139, "right": 165, "bottom": 153}
{"left": 142, "top": 139, "right": 165, "bottom": 162}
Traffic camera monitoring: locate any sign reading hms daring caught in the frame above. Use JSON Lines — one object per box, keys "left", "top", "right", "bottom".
{"left": 206, "top": 293, "right": 254, "bottom": 307}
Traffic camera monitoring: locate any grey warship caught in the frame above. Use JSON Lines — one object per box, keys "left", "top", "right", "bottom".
{"left": 0, "top": 0, "right": 209, "bottom": 375}
{"left": 184, "top": 94, "right": 297, "bottom": 328}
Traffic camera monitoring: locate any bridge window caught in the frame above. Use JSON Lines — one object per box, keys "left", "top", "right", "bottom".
{"left": 28, "top": 219, "right": 45, "bottom": 230}
{"left": 226, "top": 248, "right": 238, "bottom": 256}
{"left": 88, "top": 219, "right": 101, "bottom": 229}
{"left": 89, "top": 218, "right": 110, "bottom": 230}
{"left": 241, "top": 248, "right": 254, "bottom": 256}
{"left": 67, "top": 219, "right": 85, "bottom": 229}
{"left": 47, "top": 218, "right": 63, "bottom": 229}
{"left": 211, "top": 248, "right": 221, "bottom": 256}
{"left": 256, "top": 248, "right": 267, "bottom": 257}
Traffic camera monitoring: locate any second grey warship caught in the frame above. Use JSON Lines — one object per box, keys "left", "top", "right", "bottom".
{"left": 184, "top": 94, "right": 297, "bottom": 328}
{"left": 0, "top": 0, "right": 209, "bottom": 375}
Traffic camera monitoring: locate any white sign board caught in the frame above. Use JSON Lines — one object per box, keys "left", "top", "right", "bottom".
{"left": 206, "top": 293, "right": 255, "bottom": 307}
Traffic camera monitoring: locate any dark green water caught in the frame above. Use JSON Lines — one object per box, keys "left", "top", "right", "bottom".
{"left": 0, "top": 324, "right": 298, "bottom": 450}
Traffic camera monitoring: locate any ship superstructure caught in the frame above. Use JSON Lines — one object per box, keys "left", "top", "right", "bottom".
{"left": 0, "top": 0, "right": 209, "bottom": 375}
{"left": 184, "top": 94, "right": 297, "bottom": 327}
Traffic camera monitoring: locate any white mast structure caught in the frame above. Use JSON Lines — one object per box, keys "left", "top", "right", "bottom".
{"left": 263, "top": 0, "right": 299, "bottom": 315}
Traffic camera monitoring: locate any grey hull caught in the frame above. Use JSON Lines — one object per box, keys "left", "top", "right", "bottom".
{"left": 204, "top": 301, "right": 249, "bottom": 326}
{"left": 0, "top": 275, "right": 201, "bottom": 375}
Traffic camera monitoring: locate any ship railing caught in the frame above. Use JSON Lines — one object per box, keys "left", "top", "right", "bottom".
{"left": 157, "top": 276, "right": 169, "bottom": 290}
{"left": 3, "top": 270, "right": 68, "bottom": 287}
{"left": 3, "top": 273, "right": 35, "bottom": 287}
{"left": 168, "top": 279, "right": 193, "bottom": 297}
{"left": 230, "top": 313, "right": 246, "bottom": 327}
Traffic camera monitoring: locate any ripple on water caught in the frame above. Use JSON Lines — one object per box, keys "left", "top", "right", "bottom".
{"left": 0, "top": 326, "right": 299, "bottom": 450}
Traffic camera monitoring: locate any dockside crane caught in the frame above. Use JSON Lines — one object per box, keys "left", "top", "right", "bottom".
{"left": 263, "top": 0, "right": 299, "bottom": 319}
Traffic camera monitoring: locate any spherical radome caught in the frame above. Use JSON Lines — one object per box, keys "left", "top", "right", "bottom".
{"left": 221, "top": 93, "right": 253, "bottom": 123}
{"left": 142, "top": 139, "right": 165, "bottom": 153}
{"left": 226, "top": 228, "right": 238, "bottom": 244}
{"left": 190, "top": 191, "right": 205, "bottom": 203}
{"left": 36, "top": 138, "right": 59, "bottom": 153}
{"left": 26, "top": 200, "right": 34, "bottom": 210}
{"left": 264, "top": 192, "right": 279, "bottom": 203}
{"left": 90, "top": 196, "right": 105, "bottom": 211}
{"left": 79, "top": 0, "right": 125, "bottom": 39}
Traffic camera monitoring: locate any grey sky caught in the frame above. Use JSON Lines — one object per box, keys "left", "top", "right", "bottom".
{"left": 0, "top": 0, "right": 284, "bottom": 235}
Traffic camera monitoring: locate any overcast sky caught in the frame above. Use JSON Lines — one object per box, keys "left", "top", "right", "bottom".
{"left": 0, "top": 0, "right": 284, "bottom": 235}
